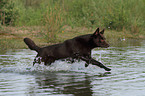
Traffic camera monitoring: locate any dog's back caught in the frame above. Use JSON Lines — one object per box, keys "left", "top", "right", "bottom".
{"left": 39, "top": 39, "right": 76, "bottom": 59}
{"left": 24, "top": 33, "right": 96, "bottom": 59}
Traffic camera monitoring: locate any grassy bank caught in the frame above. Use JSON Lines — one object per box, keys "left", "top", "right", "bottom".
{"left": 0, "top": 26, "right": 145, "bottom": 51}
{"left": 1, "top": 0, "right": 144, "bottom": 30}
{"left": 0, "top": 0, "right": 145, "bottom": 50}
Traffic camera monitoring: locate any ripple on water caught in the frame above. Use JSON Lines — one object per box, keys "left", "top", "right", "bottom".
{"left": 1, "top": 41, "right": 145, "bottom": 96}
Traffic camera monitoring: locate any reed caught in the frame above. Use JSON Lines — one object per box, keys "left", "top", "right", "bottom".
{"left": 0, "top": 0, "right": 144, "bottom": 41}
{"left": 42, "top": 1, "right": 65, "bottom": 42}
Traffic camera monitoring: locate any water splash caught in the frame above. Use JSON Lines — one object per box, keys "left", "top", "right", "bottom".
{"left": 0, "top": 59, "right": 106, "bottom": 76}
{"left": 0, "top": 49, "right": 110, "bottom": 76}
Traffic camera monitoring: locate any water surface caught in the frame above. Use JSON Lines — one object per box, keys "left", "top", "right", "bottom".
{"left": 0, "top": 39, "right": 145, "bottom": 96}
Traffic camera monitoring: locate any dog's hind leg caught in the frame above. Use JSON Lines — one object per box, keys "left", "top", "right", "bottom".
{"left": 33, "top": 55, "right": 41, "bottom": 66}
{"left": 44, "top": 60, "right": 52, "bottom": 65}
{"left": 43, "top": 56, "right": 56, "bottom": 66}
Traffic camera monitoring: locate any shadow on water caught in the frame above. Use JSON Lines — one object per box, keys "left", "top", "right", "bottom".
{"left": 34, "top": 73, "right": 93, "bottom": 96}
{"left": 25, "top": 71, "right": 111, "bottom": 96}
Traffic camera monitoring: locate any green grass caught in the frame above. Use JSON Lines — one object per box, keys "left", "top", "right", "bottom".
{"left": 0, "top": 0, "right": 145, "bottom": 46}
{"left": 15, "top": 0, "right": 144, "bottom": 31}
{"left": 0, "top": 25, "right": 143, "bottom": 51}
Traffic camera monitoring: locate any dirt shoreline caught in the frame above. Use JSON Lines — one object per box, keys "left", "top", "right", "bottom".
{"left": 0, "top": 26, "right": 145, "bottom": 51}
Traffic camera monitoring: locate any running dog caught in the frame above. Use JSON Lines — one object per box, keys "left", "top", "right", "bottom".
{"left": 24, "top": 28, "right": 111, "bottom": 71}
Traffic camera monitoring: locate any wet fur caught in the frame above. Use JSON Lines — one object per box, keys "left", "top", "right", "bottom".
{"left": 24, "top": 28, "right": 111, "bottom": 71}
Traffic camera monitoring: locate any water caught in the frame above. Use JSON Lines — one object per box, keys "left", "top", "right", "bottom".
{"left": 0, "top": 39, "right": 145, "bottom": 96}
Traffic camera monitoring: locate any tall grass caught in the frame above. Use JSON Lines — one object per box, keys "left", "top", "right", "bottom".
{"left": 42, "top": 1, "right": 66, "bottom": 42}
{"left": 2, "top": 0, "right": 145, "bottom": 40}
{"left": 102, "top": 0, "right": 145, "bottom": 33}
{"left": 13, "top": 0, "right": 46, "bottom": 26}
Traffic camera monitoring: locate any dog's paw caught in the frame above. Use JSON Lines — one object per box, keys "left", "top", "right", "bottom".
{"left": 85, "top": 63, "right": 89, "bottom": 67}
{"left": 105, "top": 68, "right": 111, "bottom": 71}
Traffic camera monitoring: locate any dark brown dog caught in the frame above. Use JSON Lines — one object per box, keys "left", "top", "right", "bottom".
{"left": 24, "top": 28, "right": 111, "bottom": 71}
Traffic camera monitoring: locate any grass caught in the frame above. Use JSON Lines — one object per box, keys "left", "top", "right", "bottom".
{"left": 0, "top": 26, "right": 144, "bottom": 51}
{"left": 0, "top": 0, "right": 145, "bottom": 51}
{"left": 1, "top": 0, "right": 145, "bottom": 36}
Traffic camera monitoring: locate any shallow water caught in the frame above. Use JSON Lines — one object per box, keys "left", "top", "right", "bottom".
{"left": 0, "top": 39, "right": 145, "bottom": 96}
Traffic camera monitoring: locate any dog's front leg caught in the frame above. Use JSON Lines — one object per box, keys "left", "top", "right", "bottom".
{"left": 79, "top": 56, "right": 91, "bottom": 67}
{"left": 74, "top": 54, "right": 91, "bottom": 67}
{"left": 80, "top": 57, "right": 111, "bottom": 71}
{"left": 90, "top": 58, "right": 111, "bottom": 71}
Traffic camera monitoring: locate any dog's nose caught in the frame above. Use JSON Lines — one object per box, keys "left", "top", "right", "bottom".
{"left": 107, "top": 44, "right": 110, "bottom": 47}
{"left": 105, "top": 44, "right": 110, "bottom": 48}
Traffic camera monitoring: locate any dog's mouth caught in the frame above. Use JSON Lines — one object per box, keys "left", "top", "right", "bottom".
{"left": 100, "top": 44, "right": 110, "bottom": 48}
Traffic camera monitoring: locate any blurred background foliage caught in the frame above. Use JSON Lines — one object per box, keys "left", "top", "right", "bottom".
{"left": 0, "top": 0, "right": 145, "bottom": 40}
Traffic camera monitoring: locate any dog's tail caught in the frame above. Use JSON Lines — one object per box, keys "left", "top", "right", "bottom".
{"left": 24, "top": 38, "right": 41, "bottom": 52}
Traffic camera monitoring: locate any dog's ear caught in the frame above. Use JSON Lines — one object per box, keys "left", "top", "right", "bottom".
{"left": 93, "top": 28, "right": 99, "bottom": 36}
{"left": 100, "top": 29, "right": 105, "bottom": 34}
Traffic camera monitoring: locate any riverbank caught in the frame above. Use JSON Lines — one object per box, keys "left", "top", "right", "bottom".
{"left": 0, "top": 26, "right": 145, "bottom": 51}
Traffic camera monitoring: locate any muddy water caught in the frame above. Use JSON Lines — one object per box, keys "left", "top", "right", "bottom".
{"left": 0, "top": 39, "right": 145, "bottom": 96}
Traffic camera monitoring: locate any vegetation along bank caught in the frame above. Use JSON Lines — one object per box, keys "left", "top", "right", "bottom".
{"left": 0, "top": 0, "right": 145, "bottom": 50}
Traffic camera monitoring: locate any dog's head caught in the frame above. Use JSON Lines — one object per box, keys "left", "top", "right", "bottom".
{"left": 91, "top": 28, "right": 109, "bottom": 48}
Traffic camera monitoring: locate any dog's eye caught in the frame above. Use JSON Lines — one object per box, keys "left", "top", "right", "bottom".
{"left": 101, "top": 37, "right": 105, "bottom": 40}
{"left": 99, "top": 40, "right": 102, "bottom": 43}
{"left": 99, "top": 39, "right": 104, "bottom": 43}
